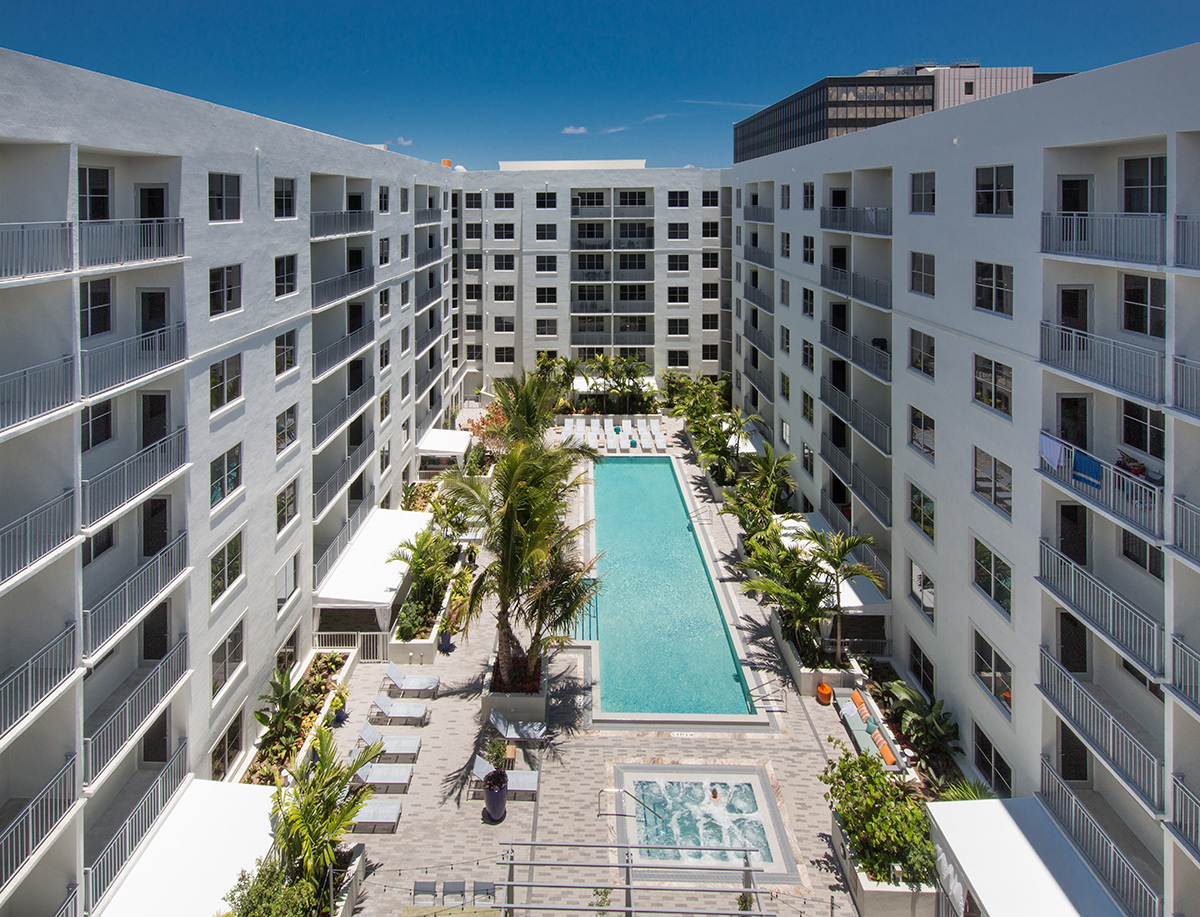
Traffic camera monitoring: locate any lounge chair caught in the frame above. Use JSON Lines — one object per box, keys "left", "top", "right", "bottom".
{"left": 369, "top": 693, "right": 428, "bottom": 726}
{"left": 489, "top": 708, "right": 546, "bottom": 742}
{"left": 637, "top": 419, "right": 650, "bottom": 441}
{"left": 654, "top": 431, "right": 667, "bottom": 452}
{"left": 650, "top": 417, "right": 662, "bottom": 436}
{"left": 352, "top": 796, "right": 402, "bottom": 834}
{"left": 443, "top": 880, "right": 466, "bottom": 906}
{"left": 590, "top": 417, "right": 601, "bottom": 434}
{"left": 473, "top": 881, "right": 496, "bottom": 904}
{"left": 382, "top": 662, "right": 440, "bottom": 698}
{"left": 561, "top": 418, "right": 574, "bottom": 441}
{"left": 471, "top": 755, "right": 540, "bottom": 799}
{"left": 588, "top": 430, "right": 600, "bottom": 450}
{"left": 618, "top": 431, "right": 629, "bottom": 452}
{"left": 353, "top": 761, "right": 413, "bottom": 793}
{"left": 357, "top": 722, "right": 421, "bottom": 762}
{"left": 413, "top": 879, "right": 437, "bottom": 904}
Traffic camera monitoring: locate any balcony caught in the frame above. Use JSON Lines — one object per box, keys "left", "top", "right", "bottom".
{"left": 415, "top": 245, "right": 443, "bottom": 268}
{"left": 0, "top": 624, "right": 75, "bottom": 742}
{"left": 312, "top": 378, "right": 375, "bottom": 448}
{"left": 313, "top": 433, "right": 375, "bottom": 518}
{"left": 819, "top": 490, "right": 891, "bottom": 596}
{"left": 0, "top": 490, "right": 75, "bottom": 586}
{"left": 613, "top": 331, "right": 654, "bottom": 346}
{"left": 416, "top": 360, "right": 442, "bottom": 397}
{"left": 314, "top": 486, "right": 374, "bottom": 586}
{"left": 571, "top": 205, "right": 611, "bottom": 218}
{"left": 313, "top": 322, "right": 375, "bottom": 379}
{"left": 83, "top": 635, "right": 187, "bottom": 784}
{"left": 820, "top": 434, "right": 852, "bottom": 483}
{"left": 573, "top": 237, "right": 610, "bottom": 250}
{"left": 743, "top": 244, "right": 774, "bottom": 268}
{"left": 571, "top": 269, "right": 611, "bottom": 282}
{"left": 1172, "top": 636, "right": 1200, "bottom": 714}
{"left": 1040, "top": 757, "right": 1163, "bottom": 917}
{"left": 83, "top": 739, "right": 187, "bottom": 914}
{"left": 1039, "top": 647, "right": 1163, "bottom": 809}
{"left": 1175, "top": 496, "right": 1200, "bottom": 565}
{"left": 81, "top": 324, "right": 187, "bottom": 397}
{"left": 0, "top": 756, "right": 77, "bottom": 894}
{"left": 310, "top": 210, "right": 374, "bottom": 239}
{"left": 415, "top": 321, "right": 442, "bottom": 357}
{"left": 81, "top": 428, "right": 187, "bottom": 527}
{"left": 79, "top": 219, "right": 184, "bottom": 268}
{"left": 742, "top": 283, "right": 773, "bottom": 314}
{"left": 820, "top": 323, "right": 891, "bottom": 381}
{"left": 743, "top": 320, "right": 773, "bottom": 358}
{"left": 1040, "top": 211, "right": 1166, "bottom": 265}
{"left": 415, "top": 284, "right": 442, "bottom": 311}
{"left": 312, "top": 266, "right": 374, "bottom": 310}
{"left": 820, "top": 321, "right": 851, "bottom": 360}
{"left": 1039, "top": 322, "right": 1163, "bottom": 402}
{"left": 53, "top": 886, "right": 78, "bottom": 917}
{"left": 820, "top": 263, "right": 851, "bottom": 296}
{"left": 613, "top": 236, "right": 654, "bottom": 250}
{"left": 850, "top": 463, "right": 892, "bottom": 526}
{"left": 1177, "top": 215, "right": 1200, "bottom": 268}
{"left": 1172, "top": 774, "right": 1200, "bottom": 864}
{"left": 414, "top": 207, "right": 442, "bottom": 226}
{"left": 0, "top": 356, "right": 74, "bottom": 434}
{"left": 571, "top": 332, "right": 611, "bottom": 347}
{"left": 82, "top": 532, "right": 187, "bottom": 660}
{"left": 1038, "top": 539, "right": 1163, "bottom": 675}
{"left": 571, "top": 300, "right": 612, "bottom": 314}
{"left": 742, "top": 359, "right": 773, "bottom": 401}
{"left": 743, "top": 204, "right": 773, "bottom": 223}
{"left": 1174, "top": 356, "right": 1200, "bottom": 417}
{"left": 614, "top": 268, "right": 654, "bottom": 282}
{"left": 612, "top": 300, "right": 654, "bottom": 314}
{"left": 1037, "top": 431, "right": 1163, "bottom": 538}
{"left": 0, "top": 222, "right": 73, "bottom": 280}
{"left": 613, "top": 205, "right": 654, "bottom": 218}
{"left": 819, "top": 377, "right": 851, "bottom": 420}
{"left": 820, "top": 206, "right": 892, "bottom": 235}
{"left": 852, "top": 271, "right": 892, "bottom": 309}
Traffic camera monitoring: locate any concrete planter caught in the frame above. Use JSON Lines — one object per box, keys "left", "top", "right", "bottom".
{"left": 831, "top": 815, "right": 936, "bottom": 917}
{"left": 333, "top": 843, "right": 367, "bottom": 917}
{"left": 481, "top": 655, "right": 549, "bottom": 723}
{"left": 293, "top": 651, "right": 356, "bottom": 771}
{"left": 769, "top": 608, "right": 858, "bottom": 696}
{"left": 388, "top": 559, "right": 461, "bottom": 665}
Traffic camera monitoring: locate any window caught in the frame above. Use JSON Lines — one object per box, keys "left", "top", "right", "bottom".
{"left": 802, "top": 340, "right": 814, "bottom": 370}
{"left": 780, "top": 326, "right": 791, "bottom": 353}
{"left": 209, "top": 355, "right": 242, "bottom": 411}
{"left": 780, "top": 373, "right": 790, "bottom": 401}
{"left": 974, "top": 725, "right": 1011, "bottom": 797}
{"left": 666, "top": 350, "right": 689, "bottom": 367}
{"left": 1122, "top": 275, "right": 1165, "bottom": 338}
{"left": 668, "top": 222, "right": 689, "bottom": 240}
{"left": 909, "top": 407, "right": 935, "bottom": 460}
{"left": 400, "top": 372, "right": 410, "bottom": 400}
{"left": 802, "top": 391, "right": 814, "bottom": 423}
{"left": 272, "top": 254, "right": 297, "bottom": 297}
{"left": 495, "top": 346, "right": 514, "bottom": 363}
{"left": 909, "top": 637, "right": 935, "bottom": 695}
{"left": 974, "top": 262, "right": 1013, "bottom": 316}
{"left": 668, "top": 254, "right": 689, "bottom": 272}
{"left": 210, "top": 533, "right": 243, "bottom": 603}
{"left": 1122, "top": 528, "right": 1164, "bottom": 579}
{"left": 78, "top": 166, "right": 110, "bottom": 220}
{"left": 209, "top": 265, "right": 242, "bottom": 316}
{"left": 399, "top": 187, "right": 409, "bottom": 212}
{"left": 80, "top": 399, "right": 114, "bottom": 451}
{"left": 780, "top": 233, "right": 790, "bottom": 258}
{"left": 802, "top": 442, "right": 814, "bottom": 475}
{"left": 276, "top": 405, "right": 297, "bottom": 453}
{"left": 464, "top": 192, "right": 481, "bottom": 209}
{"left": 211, "top": 620, "right": 244, "bottom": 696}
{"left": 702, "top": 221, "right": 719, "bottom": 238}
{"left": 802, "top": 287, "right": 813, "bottom": 317}
{"left": 536, "top": 287, "right": 557, "bottom": 304}
{"left": 493, "top": 192, "right": 514, "bottom": 209}
{"left": 618, "top": 191, "right": 646, "bottom": 207}
{"left": 975, "top": 165, "right": 1014, "bottom": 216}
{"left": 663, "top": 318, "right": 687, "bottom": 336}
{"left": 377, "top": 185, "right": 389, "bottom": 213}
{"left": 802, "top": 236, "right": 814, "bottom": 263}
{"left": 210, "top": 711, "right": 243, "bottom": 781}
{"left": 208, "top": 173, "right": 241, "bottom": 221}
{"left": 79, "top": 278, "right": 112, "bottom": 337}
{"left": 536, "top": 319, "right": 557, "bottom": 336}
{"left": 82, "top": 525, "right": 115, "bottom": 566}
{"left": 736, "top": 189, "right": 742, "bottom": 208}
{"left": 492, "top": 285, "right": 515, "bottom": 303}
{"left": 735, "top": 226, "right": 742, "bottom": 246}
{"left": 667, "top": 287, "right": 689, "bottom": 303}
{"left": 380, "top": 443, "right": 391, "bottom": 472}
{"left": 400, "top": 281, "right": 410, "bottom": 306}
{"left": 494, "top": 253, "right": 514, "bottom": 271}
{"left": 210, "top": 444, "right": 242, "bottom": 507}
{"left": 465, "top": 314, "right": 482, "bottom": 331}
{"left": 702, "top": 251, "right": 719, "bottom": 269}
{"left": 974, "top": 539, "right": 1012, "bottom": 614}
{"left": 619, "top": 285, "right": 647, "bottom": 301}
{"left": 909, "top": 483, "right": 935, "bottom": 539}
{"left": 494, "top": 223, "right": 515, "bottom": 240}
{"left": 909, "top": 560, "right": 935, "bottom": 623}
{"left": 465, "top": 223, "right": 482, "bottom": 240}
{"left": 536, "top": 191, "right": 556, "bottom": 208}
{"left": 274, "top": 330, "right": 296, "bottom": 375}
{"left": 909, "top": 329, "right": 935, "bottom": 378}
{"left": 974, "top": 447, "right": 1012, "bottom": 515}
{"left": 536, "top": 223, "right": 557, "bottom": 240}
{"left": 1124, "top": 156, "right": 1167, "bottom": 214}
{"left": 277, "top": 627, "right": 299, "bottom": 672}
{"left": 379, "top": 340, "right": 390, "bottom": 369}
{"left": 702, "top": 344, "right": 718, "bottom": 361}
{"left": 973, "top": 631, "right": 1012, "bottom": 711}
{"left": 465, "top": 284, "right": 482, "bottom": 301}
{"left": 911, "top": 172, "right": 935, "bottom": 213}
{"left": 465, "top": 253, "right": 482, "bottom": 271}
{"left": 703, "top": 190, "right": 719, "bottom": 207}
{"left": 702, "top": 282, "right": 719, "bottom": 299}
{"left": 274, "top": 178, "right": 295, "bottom": 218}
{"left": 910, "top": 251, "right": 935, "bottom": 296}
{"left": 781, "top": 420, "right": 791, "bottom": 446}
{"left": 668, "top": 191, "right": 688, "bottom": 207}
{"left": 534, "top": 255, "right": 557, "bottom": 273}
{"left": 276, "top": 479, "right": 298, "bottom": 532}
{"left": 378, "top": 238, "right": 389, "bottom": 266}
{"left": 494, "top": 316, "right": 515, "bottom": 333}
{"left": 702, "top": 313, "right": 719, "bottom": 330}
{"left": 974, "top": 356, "right": 1013, "bottom": 416}
{"left": 780, "top": 185, "right": 790, "bottom": 210}
{"left": 466, "top": 344, "right": 482, "bottom": 360}
{"left": 1122, "top": 400, "right": 1165, "bottom": 459}
{"left": 379, "top": 288, "right": 390, "bottom": 317}
{"left": 379, "top": 390, "right": 390, "bottom": 420}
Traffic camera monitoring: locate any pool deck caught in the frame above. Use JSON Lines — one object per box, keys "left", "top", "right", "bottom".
{"left": 333, "top": 416, "right": 858, "bottom": 917}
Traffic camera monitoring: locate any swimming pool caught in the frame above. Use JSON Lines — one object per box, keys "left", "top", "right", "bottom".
{"left": 589, "top": 456, "right": 752, "bottom": 715}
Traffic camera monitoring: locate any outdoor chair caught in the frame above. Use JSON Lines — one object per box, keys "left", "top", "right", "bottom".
{"left": 382, "top": 662, "right": 440, "bottom": 698}
{"left": 473, "top": 881, "right": 496, "bottom": 904}
{"left": 353, "top": 761, "right": 413, "bottom": 793}
{"left": 369, "top": 693, "right": 428, "bottom": 726}
{"left": 489, "top": 708, "right": 546, "bottom": 742}
{"left": 352, "top": 797, "right": 402, "bottom": 834}
{"left": 470, "top": 754, "right": 539, "bottom": 799}
{"left": 357, "top": 722, "right": 421, "bottom": 762}
{"left": 443, "top": 880, "right": 467, "bottom": 906}
{"left": 412, "top": 879, "right": 438, "bottom": 904}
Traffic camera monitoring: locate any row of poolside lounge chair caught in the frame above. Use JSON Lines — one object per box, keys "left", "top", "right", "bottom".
{"left": 561, "top": 416, "right": 668, "bottom": 452}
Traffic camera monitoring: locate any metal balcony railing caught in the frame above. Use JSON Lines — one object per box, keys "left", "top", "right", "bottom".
{"left": 81, "top": 324, "right": 186, "bottom": 397}
{"left": 571, "top": 269, "right": 611, "bottom": 282}
{"left": 312, "top": 266, "right": 374, "bottom": 309}
{"left": 84, "top": 635, "right": 187, "bottom": 785}
{"left": 79, "top": 219, "right": 184, "bottom": 268}
{"left": 0, "top": 222, "right": 73, "bottom": 279}
{"left": 571, "top": 332, "right": 611, "bottom": 347}
{"left": 720, "top": 203, "right": 732, "bottom": 217}
{"left": 1174, "top": 355, "right": 1200, "bottom": 417}
{"left": 614, "top": 267, "right": 655, "bottom": 282}
{"left": 314, "top": 486, "right": 375, "bottom": 587}
{"left": 1173, "top": 636, "right": 1200, "bottom": 713}
{"left": 820, "top": 206, "right": 892, "bottom": 235}
{"left": 415, "top": 361, "right": 442, "bottom": 396}
{"left": 851, "top": 400, "right": 891, "bottom": 455}
{"left": 313, "top": 322, "right": 374, "bottom": 379}
{"left": 851, "top": 463, "right": 892, "bottom": 526}
{"left": 743, "top": 320, "right": 773, "bottom": 358}
{"left": 0, "top": 490, "right": 75, "bottom": 586}
{"left": 312, "top": 378, "right": 375, "bottom": 448}
{"left": 310, "top": 210, "right": 374, "bottom": 238}
{"left": 613, "top": 205, "right": 653, "bottom": 218}
{"left": 573, "top": 238, "right": 610, "bottom": 250}
{"left": 1177, "top": 215, "right": 1200, "bottom": 268}
{"left": 571, "top": 205, "right": 611, "bottom": 218}
{"left": 570, "top": 300, "right": 612, "bottom": 314}
{"left": 820, "top": 263, "right": 851, "bottom": 295}
{"left": 83, "top": 739, "right": 187, "bottom": 914}
{"left": 819, "top": 377, "right": 851, "bottom": 420}
{"left": 414, "top": 322, "right": 442, "bottom": 356}
{"left": 819, "top": 636, "right": 891, "bottom": 657}
{"left": 1040, "top": 211, "right": 1166, "bottom": 265}
{"left": 613, "top": 331, "right": 654, "bottom": 346}
{"left": 1038, "top": 539, "right": 1163, "bottom": 675}
{"left": 742, "top": 359, "right": 773, "bottom": 401}
{"left": 1038, "top": 430, "right": 1163, "bottom": 538}
{"left": 1039, "top": 647, "right": 1163, "bottom": 809}
{"left": 313, "top": 433, "right": 375, "bottom": 518}
{"left": 820, "top": 434, "right": 852, "bottom": 482}
{"left": 612, "top": 300, "right": 654, "bottom": 314}
{"left": 0, "top": 356, "right": 75, "bottom": 432}
{"left": 82, "top": 428, "right": 187, "bottom": 526}
{"left": 743, "top": 244, "right": 774, "bottom": 268}
{"left": 613, "top": 237, "right": 654, "bottom": 250}
{"left": 0, "top": 756, "right": 76, "bottom": 893}
{"left": 83, "top": 532, "right": 187, "bottom": 659}
{"left": 415, "top": 245, "right": 443, "bottom": 268}
{"left": 820, "top": 322, "right": 851, "bottom": 360}
{"left": 852, "top": 336, "right": 891, "bottom": 381}
{"left": 1040, "top": 757, "right": 1162, "bottom": 917}
{"left": 743, "top": 204, "right": 774, "bottom": 223}
{"left": 1175, "top": 495, "right": 1200, "bottom": 564}
{"left": 414, "top": 207, "right": 442, "bottom": 226}
{"left": 0, "top": 624, "right": 75, "bottom": 742}
{"left": 1174, "top": 774, "right": 1200, "bottom": 862}
{"left": 415, "top": 284, "right": 442, "bottom": 311}
{"left": 53, "top": 885, "right": 78, "bottom": 917}
{"left": 742, "top": 283, "right": 773, "bottom": 314}
{"left": 818, "top": 490, "right": 891, "bottom": 596}
{"left": 852, "top": 271, "right": 892, "bottom": 309}
{"left": 1039, "top": 321, "right": 1163, "bottom": 402}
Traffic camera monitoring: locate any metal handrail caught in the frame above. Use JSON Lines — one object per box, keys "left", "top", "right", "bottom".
{"left": 743, "top": 244, "right": 774, "bottom": 268}
{"left": 820, "top": 433, "right": 852, "bottom": 482}
{"left": 312, "top": 378, "right": 375, "bottom": 448}
{"left": 313, "top": 433, "right": 375, "bottom": 517}
{"left": 596, "top": 788, "right": 663, "bottom": 820}
{"left": 819, "top": 321, "right": 851, "bottom": 359}
{"left": 414, "top": 207, "right": 442, "bottom": 225}
{"left": 310, "top": 210, "right": 374, "bottom": 238}
{"left": 1173, "top": 773, "right": 1200, "bottom": 860}
{"left": 742, "top": 283, "right": 773, "bottom": 314}
{"left": 1174, "top": 355, "right": 1200, "bottom": 418}
{"left": 415, "top": 245, "right": 443, "bottom": 268}
{"left": 81, "top": 324, "right": 187, "bottom": 397}
{"left": 851, "top": 336, "right": 891, "bottom": 381}
{"left": 313, "top": 322, "right": 375, "bottom": 379}
{"left": 818, "top": 490, "right": 891, "bottom": 596}
{"left": 0, "top": 221, "right": 73, "bottom": 278}
{"left": 52, "top": 885, "right": 78, "bottom": 917}
{"left": 1172, "top": 636, "right": 1200, "bottom": 712}
{"left": 742, "top": 204, "right": 774, "bottom": 223}
{"left": 0, "top": 756, "right": 76, "bottom": 892}
{"left": 0, "top": 490, "right": 75, "bottom": 585}
{"left": 743, "top": 320, "right": 773, "bottom": 357}
{"left": 0, "top": 356, "right": 74, "bottom": 431}
{"left": 416, "top": 360, "right": 443, "bottom": 397}
{"left": 742, "top": 359, "right": 773, "bottom": 401}
{"left": 1177, "top": 215, "right": 1200, "bottom": 269}
{"left": 0, "top": 624, "right": 75, "bottom": 741}
{"left": 312, "top": 266, "right": 374, "bottom": 309}
{"left": 83, "top": 532, "right": 187, "bottom": 658}
{"left": 851, "top": 399, "right": 891, "bottom": 455}
{"left": 414, "top": 321, "right": 442, "bottom": 356}
{"left": 1041, "top": 211, "right": 1166, "bottom": 265}
{"left": 82, "top": 428, "right": 187, "bottom": 526}
{"left": 1039, "top": 321, "right": 1163, "bottom": 402}
{"left": 79, "top": 218, "right": 184, "bottom": 267}
{"left": 314, "top": 487, "right": 375, "bottom": 587}
{"left": 415, "top": 284, "right": 442, "bottom": 310}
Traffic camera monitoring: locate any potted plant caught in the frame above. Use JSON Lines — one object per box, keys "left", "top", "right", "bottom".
{"left": 482, "top": 738, "right": 508, "bottom": 823}
{"left": 327, "top": 684, "right": 350, "bottom": 726}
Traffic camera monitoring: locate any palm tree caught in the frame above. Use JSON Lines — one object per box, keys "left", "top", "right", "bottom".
{"left": 519, "top": 540, "right": 600, "bottom": 679}
{"left": 614, "top": 354, "right": 648, "bottom": 414}
{"left": 586, "top": 353, "right": 619, "bottom": 412}
{"left": 796, "top": 529, "right": 883, "bottom": 665}
{"left": 738, "top": 531, "right": 832, "bottom": 663}
{"left": 493, "top": 371, "right": 564, "bottom": 444}
{"left": 742, "top": 441, "right": 797, "bottom": 514}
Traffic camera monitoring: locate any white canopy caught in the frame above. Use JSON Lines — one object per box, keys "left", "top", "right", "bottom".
{"left": 571, "top": 374, "right": 659, "bottom": 394}
{"left": 927, "top": 799, "right": 1125, "bottom": 917}
{"left": 417, "top": 427, "right": 472, "bottom": 457}
{"left": 775, "top": 514, "right": 888, "bottom": 612}
{"left": 102, "top": 779, "right": 276, "bottom": 917}
{"left": 316, "top": 510, "right": 433, "bottom": 624}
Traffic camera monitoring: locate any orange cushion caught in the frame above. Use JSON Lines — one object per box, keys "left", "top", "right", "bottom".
{"left": 850, "top": 689, "right": 864, "bottom": 708}
{"left": 879, "top": 743, "right": 898, "bottom": 767}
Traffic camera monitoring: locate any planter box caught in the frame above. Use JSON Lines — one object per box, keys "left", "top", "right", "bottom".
{"left": 831, "top": 815, "right": 936, "bottom": 917}
{"left": 333, "top": 843, "right": 367, "bottom": 917}
{"left": 293, "top": 652, "right": 356, "bottom": 771}
{"left": 481, "top": 655, "right": 549, "bottom": 723}
{"left": 770, "top": 608, "right": 859, "bottom": 696}
{"left": 389, "top": 559, "right": 462, "bottom": 665}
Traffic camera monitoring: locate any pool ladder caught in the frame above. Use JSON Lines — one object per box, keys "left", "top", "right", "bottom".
{"left": 687, "top": 506, "right": 714, "bottom": 526}
{"left": 748, "top": 677, "right": 788, "bottom": 713}
{"left": 597, "top": 788, "right": 664, "bottom": 821}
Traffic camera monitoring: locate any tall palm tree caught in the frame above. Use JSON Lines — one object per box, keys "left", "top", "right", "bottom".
{"left": 493, "top": 371, "right": 564, "bottom": 444}
{"left": 797, "top": 529, "right": 883, "bottom": 665}
{"left": 738, "top": 530, "right": 832, "bottom": 664}
{"left": 519, "top": 540, "right": 600, "bottom": 679}
{"left": 586, "top": 353, "right": 620, "bottom": 412}
{"left": 742, "top": 441, "right": 797, "bottom": 514}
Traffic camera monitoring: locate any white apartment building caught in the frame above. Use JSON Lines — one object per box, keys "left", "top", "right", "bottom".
{"left": 731, "top": 42, "right": 1200, "bottom": 917}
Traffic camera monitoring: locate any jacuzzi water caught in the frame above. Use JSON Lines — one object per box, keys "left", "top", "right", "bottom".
{"left": 633, "top": 778, "right": 773, "bottom": 864}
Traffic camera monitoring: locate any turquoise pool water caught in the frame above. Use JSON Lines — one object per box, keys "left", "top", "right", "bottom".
{"left": 590, "top": 456, "right": 752, "bottom": 715}
{"left": 634, "top": 779, "right": 773, "bottom": 864}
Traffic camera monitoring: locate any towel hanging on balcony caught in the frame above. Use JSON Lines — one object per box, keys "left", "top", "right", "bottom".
{"left": 1038, "top": 432, "right": 1067, "bottom": 469}
{"left": 1071, "top": 450, "right": 1103, "bottom": 489}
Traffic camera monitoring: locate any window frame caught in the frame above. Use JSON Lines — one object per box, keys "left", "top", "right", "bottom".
{"left": 975, "top": 164, "right": 1014, "bottom": 217}
{"left": 274, "top": 329, "right": 297, "bottom": 375}
{"left": 210, "top": 532, "right": 243, "bottom": 605}
{"left": 973, "top": 630, "right": 1013, "bottom": 713}
{"left": 209, "top": 354, "right": 242, "bottom": 413}
{"left": 276, "top": 405, "right": 297, "bottom": 454}
{"left": 973, "top": 355, "right": 1013, "bottom": 417}
{"left": 974, "top": 261, "right": 1013, "bottom": 316}
{"left": 211, "top": 619, "right": 245, "bottom": 698}
{"left": 909, "top": 482, "right": 935, "bottom": 541}
{"left": 910, "top": 251, "right": 935, "bottom": 296}
{"left": 973, "top": 446, "right": 1013, "bottom": 516}
{"left": 210, "top": 443, "right": 243, "bottom": 508}
{"left": 209, "top": 265, "right": 242, "bottom": 316}
{"left": 973, "top": 538, "right": 1013, "bottom": 616}
{"left": 910, "top": 171, "right": 935, "bottom": 214}
{"left": 208, "top": 172, "right": 241, "bottom": 222}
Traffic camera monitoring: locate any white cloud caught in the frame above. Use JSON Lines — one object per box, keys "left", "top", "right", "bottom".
{"left": 599, "top": 126, "right": 628, "bottom": 134}
{"left": 392, "top": 136, "right": 415, "bottom": 147}
{"left": 678, "top": 99, "right": 764, "bottom": 109}
{"left": 561, "top": 125, "right": 589, "bottom": 134}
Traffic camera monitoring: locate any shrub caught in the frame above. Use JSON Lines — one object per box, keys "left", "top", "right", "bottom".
{"left": 223, "top": 858, "right": 316, "bottom": 917}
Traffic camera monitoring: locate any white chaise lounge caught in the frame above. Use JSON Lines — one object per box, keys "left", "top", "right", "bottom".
{"left": 357, "top": 723, "right": 421, "bottom": 762}
{"left": 369, "top": 693, "right": 428, "bottom": 726}
{"left": 470, "top": 755, "right": 539, "bottom": 799}
{"left": 351, "top": 796, "right": 402, "bottom": 833}
{"left": 353, "top": 761, "right": 413, "bottom": 793}
{"left": 382, "top": 662, "right": 440, "bottom": 698}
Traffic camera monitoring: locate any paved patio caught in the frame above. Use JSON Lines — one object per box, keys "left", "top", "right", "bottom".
{"left": 332, "top": 418, "right": 858, "bottom": 916}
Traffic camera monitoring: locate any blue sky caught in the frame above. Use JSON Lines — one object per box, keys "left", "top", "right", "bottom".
{"left": 4, "top": 0, "right": 1198, "bottom": 170}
